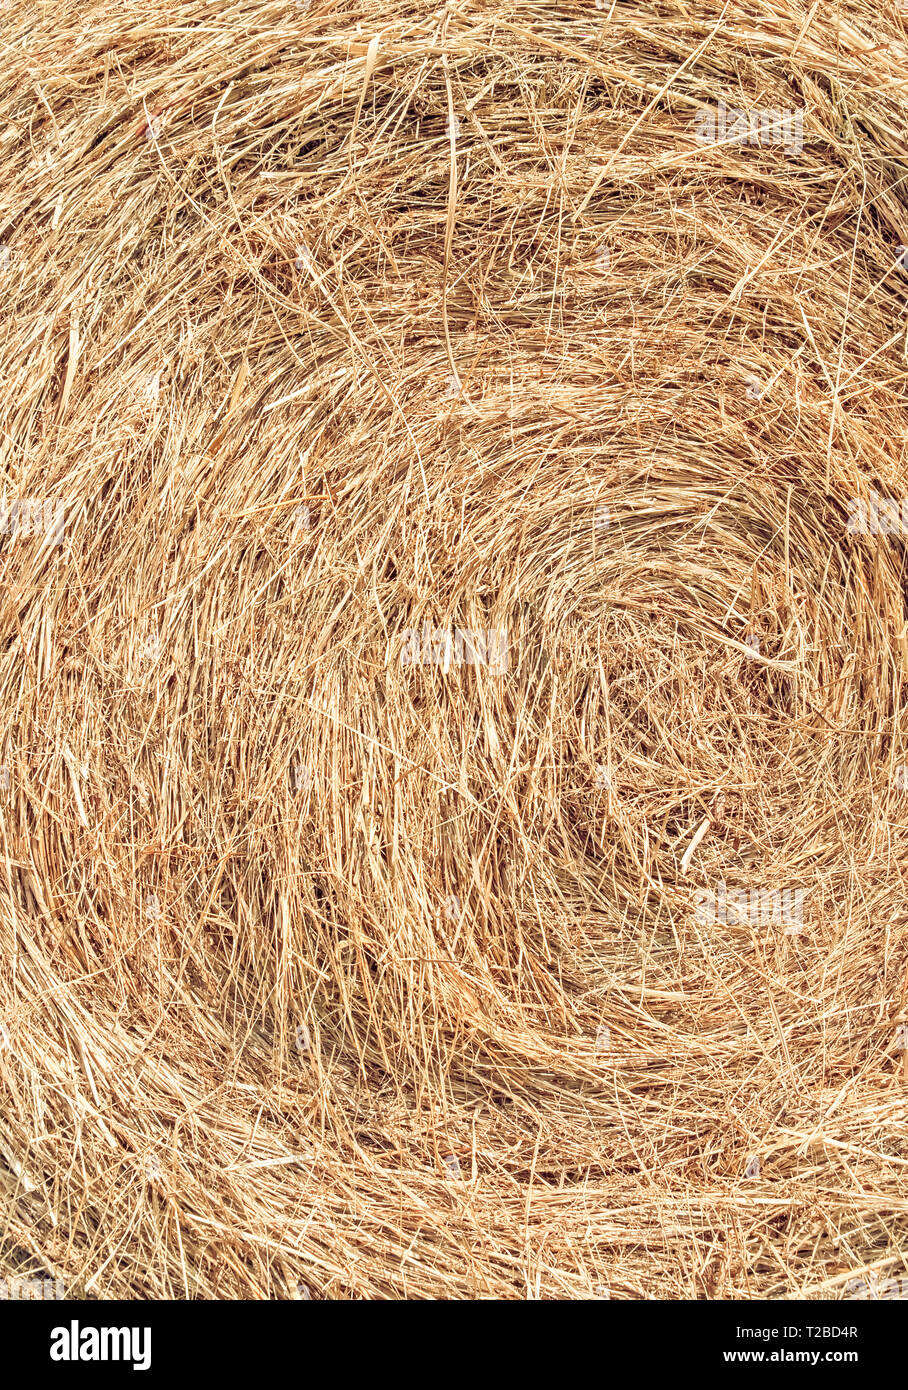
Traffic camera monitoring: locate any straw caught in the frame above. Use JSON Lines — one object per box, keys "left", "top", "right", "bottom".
{"left": 1, "top": 0, "right": 907, "bottom": 1299}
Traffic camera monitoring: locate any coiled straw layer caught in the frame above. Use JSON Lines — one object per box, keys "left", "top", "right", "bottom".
{"left": 1, "top": 1, "right": 908, "bottom": 1298}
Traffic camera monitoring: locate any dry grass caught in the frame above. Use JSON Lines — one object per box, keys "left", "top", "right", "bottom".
{"left": 1, "top": 0, "right": 908, "bottom": 1300}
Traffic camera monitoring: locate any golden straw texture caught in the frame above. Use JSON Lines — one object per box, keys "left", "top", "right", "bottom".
{"left": 1, "top": 0, "right": 908, "bottom": 1299}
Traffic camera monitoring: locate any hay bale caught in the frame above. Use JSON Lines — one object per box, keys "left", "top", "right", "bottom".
{"left": 0, "top": 0, "right": 907, "bottom": 1299}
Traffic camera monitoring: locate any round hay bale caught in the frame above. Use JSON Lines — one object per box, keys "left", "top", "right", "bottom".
{"left": 1, "top": 1, "right": 907, "bottom": 1300}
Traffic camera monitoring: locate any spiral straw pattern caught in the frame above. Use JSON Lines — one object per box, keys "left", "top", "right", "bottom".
{"left": 1, "top": 1, "right": 908, "bottom": 1299}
